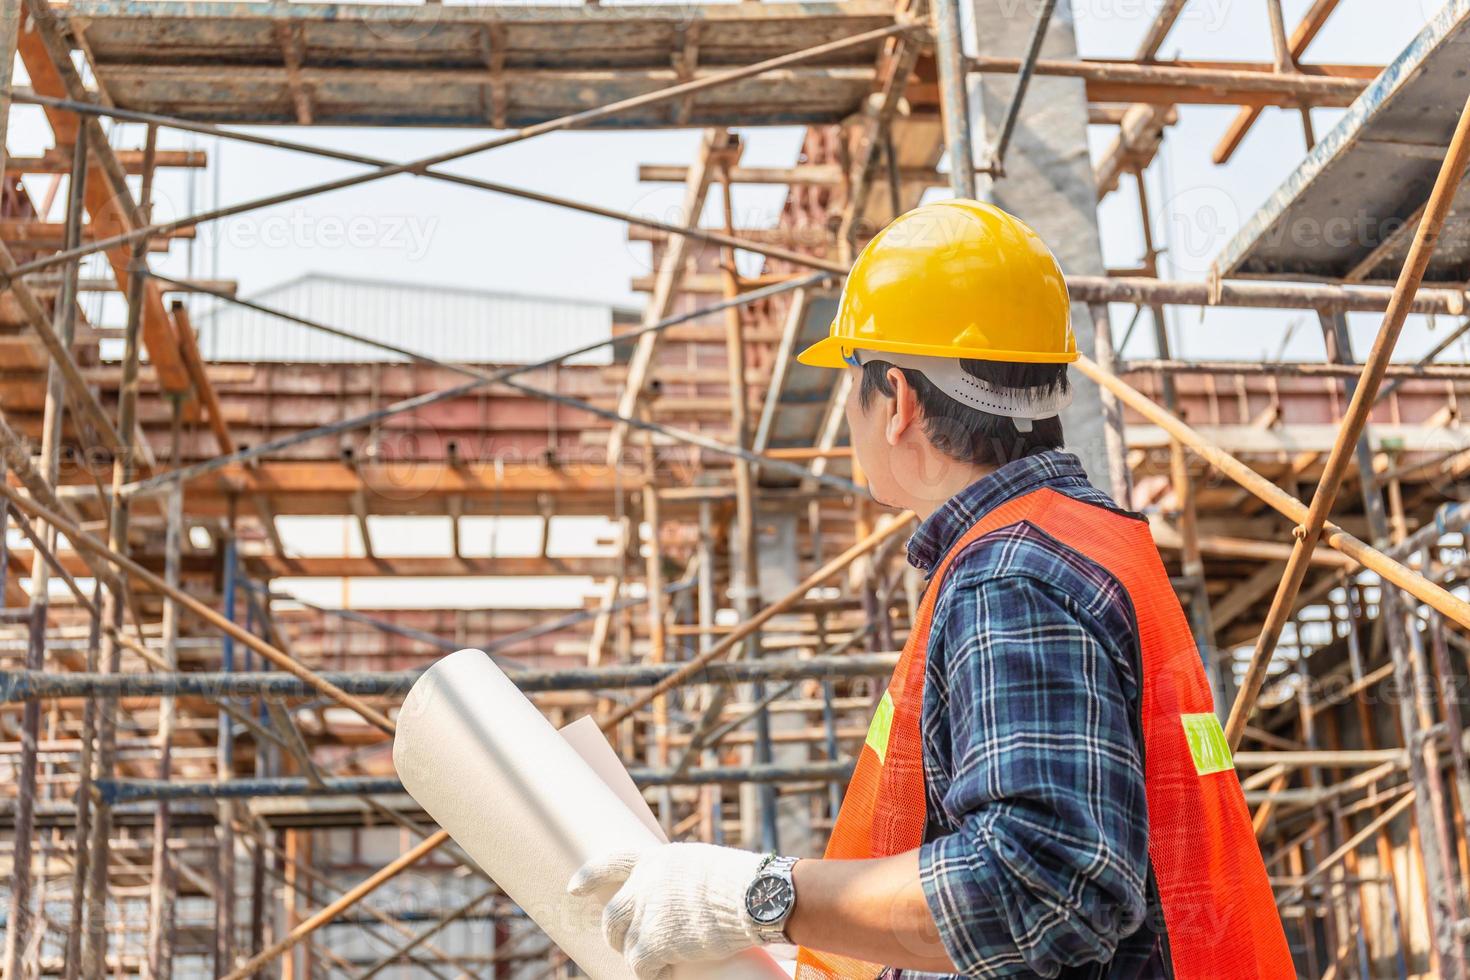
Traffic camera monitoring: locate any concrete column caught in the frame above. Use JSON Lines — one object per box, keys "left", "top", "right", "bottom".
{"left": 969, "top": 0, "right": 1115, "bottom": 490}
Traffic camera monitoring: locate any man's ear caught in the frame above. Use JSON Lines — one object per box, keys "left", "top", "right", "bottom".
{"left": 885, "top": 367, "right": 919, "bottom": 446}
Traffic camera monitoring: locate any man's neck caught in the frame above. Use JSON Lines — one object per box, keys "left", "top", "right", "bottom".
{"left": 904, "top": 456, "right": 995, "bottom": 520}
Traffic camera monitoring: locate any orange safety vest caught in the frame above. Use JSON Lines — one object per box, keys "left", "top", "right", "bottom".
{"left": 795, "top": 488, "right": 1292, "bottom": 980}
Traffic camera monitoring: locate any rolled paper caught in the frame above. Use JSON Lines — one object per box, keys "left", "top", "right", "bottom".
{"left": 394, "top": 648, "right": 789, "bottom": 980}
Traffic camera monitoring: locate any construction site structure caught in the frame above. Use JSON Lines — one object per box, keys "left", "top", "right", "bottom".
{"left": 2, "top": 0, "right": 1470, "bottom": 976}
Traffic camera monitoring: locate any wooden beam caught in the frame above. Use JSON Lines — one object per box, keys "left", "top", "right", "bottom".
{"left": 1212, "top": 561, "right": 1289, "bottom": 632}
{"left": 1150, "top": 518, "right": 1355, "bottom": 568}
{"left": 0, "top": 219, "right": 195, "bottom": 245}
{"left": 243, "top": 555, "right": 620, "bottom": 578}
{"left": 1137, "top": 0, "right": 1190, "bottom": 60}
{"left": 1213, "top": 0, "right": 1344, "bottom": 164}
{"left": 170, "top": 302, "right": 235, "bottom": 456}
{"left": 16, "top": 2, "right": 192, "bottom": 393}
{"left": 607, "top": 128, "right": 736, "bottom": 464}
{"left": 969, "top": 55, "right": 1371, "bottom": 107}
{"left": 4, "top": 149, "right": 207, "bottom": 175}
{"left": 1094, "top": 102, "right": 1177, "bottom": 198}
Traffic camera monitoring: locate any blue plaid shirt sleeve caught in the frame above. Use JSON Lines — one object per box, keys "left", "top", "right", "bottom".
{"left": 915, "top": 527, "right": 1150, "bottom": 977}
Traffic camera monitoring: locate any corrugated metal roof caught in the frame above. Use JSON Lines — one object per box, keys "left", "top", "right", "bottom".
{"left": 196, "top": 273, "right": 629, "bottom": 365}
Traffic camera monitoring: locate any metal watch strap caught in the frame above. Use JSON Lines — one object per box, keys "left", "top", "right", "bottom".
{"left": 750, "top": 855, "right": 799, "bottom": 944}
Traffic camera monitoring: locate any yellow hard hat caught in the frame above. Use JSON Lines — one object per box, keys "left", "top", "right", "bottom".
{"left": 797, "top": 199, "right": 1076, "bottom": 369}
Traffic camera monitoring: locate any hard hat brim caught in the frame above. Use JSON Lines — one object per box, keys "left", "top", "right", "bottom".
{"left": 795, "top": 335, "right": 850, "bottom": 369}
{"left": 796, "top": 332, "right": 1081, "bottom": 370}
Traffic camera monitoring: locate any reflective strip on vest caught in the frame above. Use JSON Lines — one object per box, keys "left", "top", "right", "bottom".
{"left": 863, "top": 691, "right": 895, "bottom": 764}
{"left": 1181, "top": 712, "right": 1234, "bottom": 776}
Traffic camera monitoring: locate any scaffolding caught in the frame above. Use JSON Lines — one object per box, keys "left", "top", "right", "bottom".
{"left": 2, "top": 0, "right": 1470, "bottom": 976}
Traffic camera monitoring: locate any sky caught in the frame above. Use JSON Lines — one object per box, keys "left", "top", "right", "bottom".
{"left": 6, "top": 0, "right": 1451, "bottom": 362}
{"left": 5, "top": 0, "right": 1460, "bottom": 610}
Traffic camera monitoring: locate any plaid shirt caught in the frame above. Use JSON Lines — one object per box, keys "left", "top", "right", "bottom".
{"left": 904, "top": 451, "right": 1166, "bottom": 979}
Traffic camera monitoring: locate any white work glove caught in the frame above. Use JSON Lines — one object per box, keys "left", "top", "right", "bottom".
{"left": 568, "top": 842, "right": 768, "bottom": 980}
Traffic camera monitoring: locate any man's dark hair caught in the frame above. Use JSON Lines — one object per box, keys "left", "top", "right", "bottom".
{"left": 857, "top": 358, "right": 1069, "bottom": 467}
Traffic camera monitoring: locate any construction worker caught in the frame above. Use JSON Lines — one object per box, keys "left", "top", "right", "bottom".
{"left": 570, "top": 200, "right": 1292, "bottom": 979}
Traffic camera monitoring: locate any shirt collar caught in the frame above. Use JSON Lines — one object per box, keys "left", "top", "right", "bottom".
{"left": 905, "top": 450, "right": 1091, "bottom": 574}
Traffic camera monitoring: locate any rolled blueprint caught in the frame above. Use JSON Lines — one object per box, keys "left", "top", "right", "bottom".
{"left": 393, "top": 648, "right": 789, "bottom": 980}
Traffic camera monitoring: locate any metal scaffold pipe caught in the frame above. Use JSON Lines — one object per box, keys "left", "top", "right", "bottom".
{"left": 0, "top": 653, "right": 901, "bottom": 702}
{"left": 0, "top": 482, "right": 397, "bottom": 734}
{"left": 92, "top": 760, "right": 859, "bottom": 806}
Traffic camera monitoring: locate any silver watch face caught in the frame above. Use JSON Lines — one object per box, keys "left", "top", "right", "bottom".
{"left": 746, "top": 873, "right": 794, "bottom": 924}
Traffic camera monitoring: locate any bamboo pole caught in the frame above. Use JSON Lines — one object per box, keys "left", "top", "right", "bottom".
{"left": 1226, "top": 92, "right": 1470, "bottom": 752}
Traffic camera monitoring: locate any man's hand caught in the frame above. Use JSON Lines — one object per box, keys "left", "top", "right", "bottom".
{"left": 568, "top": 842, "right": 768, "bottom": 980}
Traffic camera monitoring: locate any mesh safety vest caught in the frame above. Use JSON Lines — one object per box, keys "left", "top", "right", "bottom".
{"left": 795, "top": 488, "right": 1292, "bottom": 980}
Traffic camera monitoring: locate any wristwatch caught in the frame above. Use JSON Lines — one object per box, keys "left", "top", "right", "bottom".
{"left": 744, "top": 854, "right": 799, "bottom": 944}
